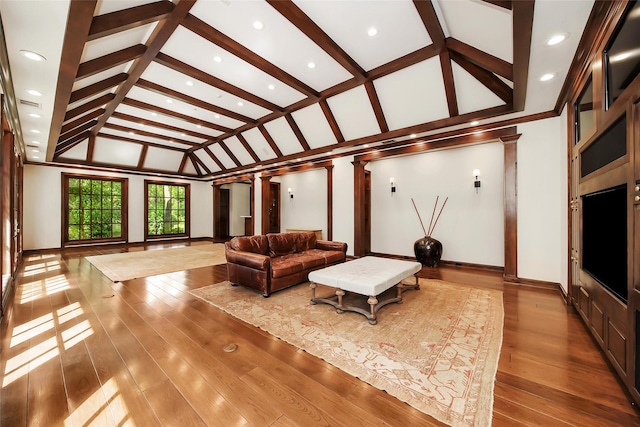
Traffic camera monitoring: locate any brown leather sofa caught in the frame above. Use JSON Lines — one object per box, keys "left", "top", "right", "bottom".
{"left": 225, "top": 231, "right": 347, "bottom": 297}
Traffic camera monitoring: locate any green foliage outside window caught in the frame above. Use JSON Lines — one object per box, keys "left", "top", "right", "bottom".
{"left": 66, "top": 177, "right": 123, "bottom": 241}
{"left": 147, "top": 183, "right": 187, "bottom": 236}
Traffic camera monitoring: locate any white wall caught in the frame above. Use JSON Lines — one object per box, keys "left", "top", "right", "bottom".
{"left": 369, "top": 142, "right": 505, "bottom": 266}
{"left": 517, "top": 115, "right": 568, "bottom": 290}
{"left": 23, "top": 165, "right": 212, "bottom": 250}
{"left": 332, "top": 156, "right": 355, "bottom": 255}
{"left": 280, "top": 169, "right": 328, "bottom": 239}
{"left": 226, "top": 182, "right": 251, "bottom": 236}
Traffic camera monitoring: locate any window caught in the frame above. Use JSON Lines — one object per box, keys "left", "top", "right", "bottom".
{"left": 63, "top": 174, "right": 127, "bottom": 245}
{"left": 604, "top": 0, "right": 640, "bottom": 109}
{"left": 575, "top": 75, "right": 594, "bottom": 144}
{"left": 145, "top": 181, "right": 189, "bottom": 239}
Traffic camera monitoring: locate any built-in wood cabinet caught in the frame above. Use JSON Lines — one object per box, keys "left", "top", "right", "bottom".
{"left": 568, "top": 0, "right": 640, "bottom": 404}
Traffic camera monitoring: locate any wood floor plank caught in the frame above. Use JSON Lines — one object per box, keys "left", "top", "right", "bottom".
{"left": 143, "top": 379, "right": 207, "bottom": 426}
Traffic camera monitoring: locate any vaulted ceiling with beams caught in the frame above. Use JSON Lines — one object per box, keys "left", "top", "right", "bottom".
{"left": 1, "top": 0, "right": 595, "bottom": 179}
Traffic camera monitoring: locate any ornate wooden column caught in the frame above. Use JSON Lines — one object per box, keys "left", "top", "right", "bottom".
{"left": 353, "top": 160, "right": 368, "bottom": 257}
{"left": 212, "top": 184, "right": 222, "bottom": 239}
{"left": 260, "top": 175, "right": 271, "bottom": 235}
{"left": 501, "top": 133, "right": 521, "bottom": 281}
{"left": 326, "top": 165, "right": 334, "bottom": 241}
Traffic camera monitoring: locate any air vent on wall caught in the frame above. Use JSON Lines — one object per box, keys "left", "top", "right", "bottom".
{"left": 19, "top": 99, "right": 41, "bottom": 108}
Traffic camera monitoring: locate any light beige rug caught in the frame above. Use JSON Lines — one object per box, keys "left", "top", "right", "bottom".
{"left": 86, "top": 243, "right": 227, "bottom": 282}
{"left": 190, "top": 279, "right": 503, "bottom": 427}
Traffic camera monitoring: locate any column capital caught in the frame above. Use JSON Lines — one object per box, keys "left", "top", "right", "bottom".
{"left": 500, "top": 133, "right": 522, "bottom": 145}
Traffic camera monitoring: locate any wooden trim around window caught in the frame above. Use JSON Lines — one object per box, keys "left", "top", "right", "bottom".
{"left": 143, "top": 180, "right": 190, "bottom": 241}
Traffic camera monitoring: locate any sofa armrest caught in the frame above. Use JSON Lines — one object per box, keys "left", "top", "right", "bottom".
{"left": 225, "top": 249, "right": 271, "bottom": 271}
{"left": 315, "top": 240, "right": 347, "bottom": 253}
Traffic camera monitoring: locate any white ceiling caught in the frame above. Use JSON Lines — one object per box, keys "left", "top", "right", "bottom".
{"left": 0, "top": 0, "right": 595, "bottom": 179}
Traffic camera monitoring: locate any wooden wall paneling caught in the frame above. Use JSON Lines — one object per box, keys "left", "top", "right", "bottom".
{"left": 326, "top": 165, "right": 333, "bottom": 241}
{"left": 260, "top": 176, "right": 271, "bottom": 235}
{"left": 213, "top": 184, "right": 221, "bottom": 239}
{"left": 352, "top": 160, "right": 368, "bottom": 257}
{"left": 501, "top": 134, "right": 520, "bottom": 280}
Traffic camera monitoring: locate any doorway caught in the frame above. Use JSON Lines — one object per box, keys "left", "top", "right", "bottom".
{"left": 364, "top": 170, "right": 371, "bottom": 254}
{"left": 219, "top": 188, "right": 230, "bottom": 238}
{"left": 268, "top": 182, "right": 280, "bottom": 233}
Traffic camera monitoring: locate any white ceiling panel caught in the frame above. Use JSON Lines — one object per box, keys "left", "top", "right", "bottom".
{"left": 72, "top": 67, "right": 126, "bottom": 92}
{"left": 263, "top": 117, "right": 304, "bottom": 156}
{"left": 162, "top": 26, "right": 306, "bottom": 108}
{"left": 290, "top": 104, "right": 338, "bottom": 149}
{"left": 58, "top": 139, "right": 89, "bottom": 161}
{"left": 192, "top": 148, "right": 220, "bottom": 172}
{"left": 143, "top": 147, "right": 183, "bottom": 172}
{"left": 141, "top": 62, "right": 272, "bottom": 120}
{"left": 80, "top": 24, "right": 155, "bottom": 63}
{"left": 127, "top": 86, "right": 245, "bottom": 129}
{"left": 224, "top": 136, "right": 255, "bottom": 166}
{"left": 93, "top": 137, "right": 142, "bottom": 167}
{"left": 438, "top": 0, "right": 512, "bottom": 63}
{"left": 242, "top": 128, "right": 277, "bottom": 161}
{"left": 452, "top": 63, "right": 505, "bottom": 115}
{"left": 66, "top": 90, "right": 114, "bottom": 112}
{"left": 374, "top": 58, "right": 449, "bottom": 130}
{"left": 183, "top": 159, "right": 198, "bottom": 176}
{"left": 294, "top": 0, "right": 432, "bottom": 72}
{"left": 327, "top": 86, "right": 380, "bottom": 141}
{"left": 95, "top": 0, "right": 158, "bottom": 16}
{"left": 190, "top": 0, "right": 353, "bottom": 92}
{"left": 208, "top": 144, "right": 237, "bottom": 170}
{"left": 100, "top": 127, "right": 193, "bottom": 150}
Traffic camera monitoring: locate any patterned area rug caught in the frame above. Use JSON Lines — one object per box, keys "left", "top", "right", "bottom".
{"left": 190, "top": 279, "right": 503, "bottom": 427}
{"left": 86, "top": 243, "right": 227, "bottom": 282}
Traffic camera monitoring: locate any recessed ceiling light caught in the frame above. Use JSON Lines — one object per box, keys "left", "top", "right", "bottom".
{"left": 547, "top": 33, "right": 569, "bottom": 46}
{"left": 253, "top": 21, "right": 264, "bottom": 30}
{"left": 367, "top": 27, "right": 378, "bottom": 37}
{"left": 213, "top": 56, "right": 223, "bottom": 63}
{"left": 297, "top": 158, "right": 302, "bottom": 162}
{"left": 32, "top": 141, "right": 41, "bottom": 145}
{"left": 32, "top": 155, "right": 40, "bottom": 159}
{"left": 237, "top": 102, "right": 244, "bottom": 107}
{"left": 470, "top": 121, "right": 480, "bottom": 126}
{"left": 363, "top": 144, "right": 369, "bottom": 148}
{"left": 328, "top": 151, "right": 333, "bottom": 155}
{"left": 196, "top": 124, "right": 202, "bottom": 128}
{"left": 181, "top": 133, "right": 186, "bottom": 137}
{"left": 214, "top": 114, "right": 220, "bottom": 119}
{"left": 268, "top": 84, "right": 275, "bottom": 90}
{"left": 186, "top": 81, "right": 194, "bottom": 86}
{"left": 25, "top": 89, "right": 42, "bottom": 97}
{"left": 166, "top": 99, "right": 173, "bottom": 103}
{"left": 307, "top": 62, "right": 316, "bottom": 69}
{"left": 410, "top": 134, "right": 416, "bottom": 138}
{"left": 274, "top": 163, "right": 278, "bottom": 166}
{"left": 31, "top": 148, "right": 39, "bottom": 153}
{"left": 539, "top": 73, "right": 555, "bottom": 82}
{"left": 129, "top": 132, "right": 134, "bottom": 135}
{"left": 139, "top": 123, "right": 145, "bottom": 127}
{"left": 29, "top": 113, "right": 41, "bottom": 118}
{"left": 20, "top": 50, "right": 46, "bottom": 62}
{"left": 31, "top": 129, "right": 40, "bottom": 134}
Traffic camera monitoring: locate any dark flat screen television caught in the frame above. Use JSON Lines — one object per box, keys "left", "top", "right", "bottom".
{"left": 582, "top": 184, "right": 628, "bottom": 303}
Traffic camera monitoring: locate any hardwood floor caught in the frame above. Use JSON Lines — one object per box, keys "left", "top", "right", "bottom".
{"left": 1, "top": 242, "right": 639, "bottom": 426}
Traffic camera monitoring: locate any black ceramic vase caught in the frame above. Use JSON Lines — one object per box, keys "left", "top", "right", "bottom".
{"left": 414, "top": 236, "right": 443, "bottom": 267}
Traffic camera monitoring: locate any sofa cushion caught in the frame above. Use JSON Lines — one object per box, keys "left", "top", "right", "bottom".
{"left": 267, "top": 233, "right": 297, "bottom": 257}
{"left": 271, "top": 256, "right": 304, "bottom": 278}
{"left": 289, "top": 251, "right": 325, "bottom": 269}
{"left": 295, "top": 232, "right": 317, "bottom": 252}
{"left": 228, "top": 235, "right": 269, "bottom": 255}
{"left": 304, "top": 249, "right": 345, "bottom": 265}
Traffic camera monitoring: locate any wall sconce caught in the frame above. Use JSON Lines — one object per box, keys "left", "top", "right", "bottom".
{"left": 473, "top": 169, "right": 481, "bottom": 192}
{"left": 390, "top": 177, "right": 396, "bottom": 194}
{"left": 287, "top": 187, "right": 293, "bottom": 199}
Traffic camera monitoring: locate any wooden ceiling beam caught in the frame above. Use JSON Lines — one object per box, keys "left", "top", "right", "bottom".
{"left": 102, "top": 123, "right": 200, "bottom": 147}
{"left": 482, "top": 0, "right": 512, "bottom": 11}
{"left": 88, "top": 1, "right": 175, "bottom": 41}
{"left": 64, "top": 93, "right": 115, "bottom": 122}
{"left": 449, "top": 50, "right": 513, "bottom": 104}
{"left": 216, "top": 140, "right": 242, "bottom": 167}
{"left": 59, "top": 120, "right": 98, "bottom": 143}
{"left": 446, "top": 38, "right": 513, "bottom": 81}
{"left": 121, "top": 97, "right": 233, "bottom": 133}
{"left": 258, "top": 125, "right": 284, "bottom": 158}
{"left": 413, "top": 0, "right": 445, "bottom": 50}
{"left": 267, "top": 0, "right": 366, "bottom": 81}
{"left": 61, "top": 109, "right": 105, "bottom": 134}
{"left": 136, "top": 78, "right": 256, "bottom": 124}
{"left": 512, "top": 0, "right": 535, "bottom": 112}
{"left": 319, "top": 100, "right": 344, "bottom": 143}
{"left": 285, "top": 114, "right": 311, "bottom": 151}
{"left": 138, "top": 145, "right": 149, "bottom": 170}
{"left": 76, "top": 45, "right": 147, "bottom": 80}
{"left": 439, "top": 50, "right": 459, "bottom": 118}
{"left": 47, "top": 0, "right": 97, "bottom": 161}
{"left": 55, "top": 131, "right": 91, "bottom": 157}
{"left": 182, "top": 14, "right": 319, "bottom": 99}
{"left": 69, "top": 73, "right": 128, "bottom": 104}
{"left": 367, "top": 45, "right": 439, "bottom": 80}
{"left": 190, "top": 152, "right": 212, "bottom": 175}
{"left": 111, "top": 111, "right": 213, "bottom": 140}
{"left": 96, "top": 132, "right": 187, "bottom": 152}
{"left": 203, "top": 146, "right": 226, "bottom": 170}
{"left": 91, "top": 0, "right": 198, "bottom": 135}
{"left": 235, "top": 133, "right": 261, "bottom": 163}
{"left": 154, "top": 53, "right": 284, "bottom": 113}
{"left": 364, "top": 81, "right": 389, "bottom": 133}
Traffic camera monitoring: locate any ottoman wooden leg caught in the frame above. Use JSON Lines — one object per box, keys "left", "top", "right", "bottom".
{"left": 367, "top": 295, "right": 379, "bottom": 325}
{"left": 336, "top": 289, "right": 345, "bottom": 313}
{"left": 310, "top": 282, "right": 317, "bottom": 304}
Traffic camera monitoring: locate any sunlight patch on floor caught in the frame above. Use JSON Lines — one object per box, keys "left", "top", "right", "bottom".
{"left": 64, "top": 377, "right": 131, "bottom": 426}
{"left": 2, "top": 336, "right": 59, "bottom": 387}
{"left": 18, "top": 275, "right": 70, "bottom": 304}
{"left": 10, "top": 312, "right": 54, "bottom": 348}
{"left": 22, "top": 259, "right": 61, "bottom": 277}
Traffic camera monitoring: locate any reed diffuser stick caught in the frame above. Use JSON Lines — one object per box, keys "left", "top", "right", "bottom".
{"left": 411, "top": 198, "right": 428, "bottom": 237}
{"left": 429, "top": 197, "right": 448, "bottom": 236}
{"left": 426, "top": 195, "right": 439, "bottom": 237}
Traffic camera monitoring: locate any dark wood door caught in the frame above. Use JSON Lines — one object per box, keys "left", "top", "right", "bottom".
{"left": 219, "top": 189, "right": 230, "bottom": 238}
{"left": 268, "top": 183, "right": 280, "bottom": 233}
